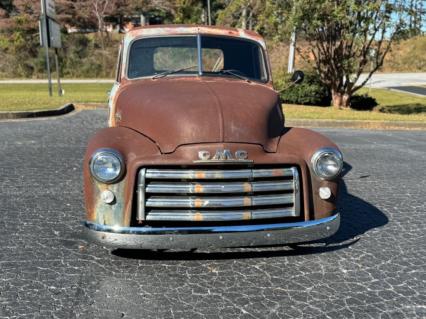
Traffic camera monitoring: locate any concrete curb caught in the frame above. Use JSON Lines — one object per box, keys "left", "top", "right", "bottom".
{"left": 74, "top": 103, "right": 107, "bottom": 110}
{"left": 286, "top": 119, "right": 426, "bottom": 130}
{"left": 0, "top": 104, "right": 75, "bottom": 119}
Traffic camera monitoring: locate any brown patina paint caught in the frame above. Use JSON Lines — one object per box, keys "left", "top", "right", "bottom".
{"left": 84, "top": 25, "right": 341, "bottom": 228}
{"left": 85, "top": 131, "right": 339, "bottom": 227}
{"left": 114, "top": 78, "right": 283, "bottom": 153}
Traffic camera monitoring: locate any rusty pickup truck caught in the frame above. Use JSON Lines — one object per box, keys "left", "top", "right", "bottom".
{"left": 83, "top": 25, "right": 342, "bottom": 250}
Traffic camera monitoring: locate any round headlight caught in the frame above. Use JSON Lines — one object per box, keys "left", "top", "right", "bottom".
{"left": 311, "top": 148, "right": 343, "bottom": 180}
{"left": 90, "top": 149, "right": 124, "bottom": 183}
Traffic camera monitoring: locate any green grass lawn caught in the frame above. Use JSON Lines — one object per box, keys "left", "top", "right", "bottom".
{"left": 1, "top": 83, "right": 425, "bottom": 122}
{"left": 284, "top": 104, "right": 426, "bottom": 122}
{"left": 0, "top": 83, "right": 111, "bottom": 111}
{"left": 285, "top": 87, "right": 426, "bottom": 122}
{"left": 359, "top": 87, "right": 426, "bottom": 106}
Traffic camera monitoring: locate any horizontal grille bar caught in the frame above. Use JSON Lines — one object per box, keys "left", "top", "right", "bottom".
{"left": 145, "top": 168, "right": 294, "bottom": 180}
{"left": 137, "top": 167, "right": 301, "bottom": 222}
{"left": 146, "top": 181, "right": 294, "bottom": 194}
{"left": 146, "top": 194, "right": 294, "bottom": 208}
{"left": 146, "top": 208, "right": 298, "bottom": 221}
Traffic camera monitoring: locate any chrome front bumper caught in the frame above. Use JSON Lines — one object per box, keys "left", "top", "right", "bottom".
{"left": 83, "top": 213, "right": 340, "bottom": 250}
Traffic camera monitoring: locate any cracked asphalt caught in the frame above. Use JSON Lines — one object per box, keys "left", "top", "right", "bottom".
{"left": 0, "top": 110, "right": 425, "bottom": 319}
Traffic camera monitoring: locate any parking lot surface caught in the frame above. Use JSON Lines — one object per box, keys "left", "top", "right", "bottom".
{"left": 0, "top": 110, "right": 425, "bottom": 319}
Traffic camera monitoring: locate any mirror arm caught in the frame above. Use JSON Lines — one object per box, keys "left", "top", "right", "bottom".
{"left": 276, "top": 81, "right": 297, "bottom": 94}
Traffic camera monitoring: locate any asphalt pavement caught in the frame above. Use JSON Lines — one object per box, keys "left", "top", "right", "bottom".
{"left": 389, "top": 86, "right": 426, "bottom": 97}
{"left": 0, "top": 110, "right": 425, "bottom": 318}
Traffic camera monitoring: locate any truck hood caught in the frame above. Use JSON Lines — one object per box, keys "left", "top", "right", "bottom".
{"left": 115, "top": 77, "right": 284, "bottom": 153}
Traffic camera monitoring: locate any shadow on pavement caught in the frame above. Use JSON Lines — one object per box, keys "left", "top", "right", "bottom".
{"left": 325, "top": 161, "right": 388, "bottom": 245}
{"left": 112, "top": 161, "right": 388, "bottom": 260}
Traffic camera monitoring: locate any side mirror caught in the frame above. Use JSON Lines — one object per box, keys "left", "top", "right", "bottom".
{"left": 291, "top": 70, "right": 304, "bottom": 84}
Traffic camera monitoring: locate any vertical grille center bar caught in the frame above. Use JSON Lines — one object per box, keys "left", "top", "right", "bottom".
{"left": 137, "top": 167, "right": 301, "bottom": 222}
{"left": 137, "top": 168, "right": 147, "bottom": 222}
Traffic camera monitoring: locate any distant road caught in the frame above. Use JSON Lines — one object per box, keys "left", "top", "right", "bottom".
{"left": 356, "top": 72, "right": 426, "bottom": 88}
{"left": 389, "top": 86, "right": 426, "bottom": 97}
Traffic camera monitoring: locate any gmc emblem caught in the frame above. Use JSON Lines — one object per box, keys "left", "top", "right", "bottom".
{"left": 195, "top": 149, "right": 252, "bottom": 163}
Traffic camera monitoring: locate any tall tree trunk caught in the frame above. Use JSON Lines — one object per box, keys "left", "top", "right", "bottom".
{"left": 97, "top": 18, "right": 106, "bottom": 77}
{"left": 331, "top": 90, "right": 351, "bottom": 108}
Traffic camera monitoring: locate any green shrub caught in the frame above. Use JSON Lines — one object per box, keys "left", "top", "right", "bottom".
{"left": 275, "top": 71, "right": 331, "bottom": 106}
{"left": 378, "top": 103, "right": 426, "bottom": 114}
{"left": 350, "top": 94, "right": 378, "bottom": 111}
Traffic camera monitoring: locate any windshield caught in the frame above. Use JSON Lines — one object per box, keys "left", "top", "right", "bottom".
{"left": 127, "top": 35, "right": 268, "bottom": 82}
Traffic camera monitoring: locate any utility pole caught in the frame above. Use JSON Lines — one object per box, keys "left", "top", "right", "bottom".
{"left": 287, "top": 29, "right": 296, "bottom": 73}
{"left": 40, "top": 0, "right": 62, "bottom": 97}
{"left": 207, "top": 0, "right": 211, "bottom": 25}
{"left": 140, "top": 13, "right": 146, "bottom": 26}
{"left": 54, "top": 48, "right": 62, "bottom": 96}
{"left": 41, "top": 0, "right": 52, "bottom": 96}
{"left": 287, "top": 0, "right": 298, "bottom": 74}
{"left": 241, "top": 6, "right": 247, "bottom": 29}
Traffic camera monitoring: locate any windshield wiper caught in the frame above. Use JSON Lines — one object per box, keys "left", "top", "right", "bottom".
{"left": 152, "top": 65, "right": 197, "bottom": 79}
{"left": 219, "top": 69, "right": 251, "bottom": 83}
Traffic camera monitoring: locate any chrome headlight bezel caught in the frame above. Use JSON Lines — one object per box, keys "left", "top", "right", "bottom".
{"left": 89, "top": 149, "right": 125, "bottom": 184}
{"left": 311, "top": 147, "right": 343, "bottom": 180}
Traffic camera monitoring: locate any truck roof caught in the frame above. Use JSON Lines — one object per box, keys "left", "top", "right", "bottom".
{"left": 125, "top": 24, "right": 266, "bottom": 48}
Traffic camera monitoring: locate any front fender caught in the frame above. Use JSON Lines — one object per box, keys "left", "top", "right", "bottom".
{"left": 84, "top": 127, "right": 160, "bottom": 227}
{"left": 277, "top": 127, "right": 341, "bottom": 220}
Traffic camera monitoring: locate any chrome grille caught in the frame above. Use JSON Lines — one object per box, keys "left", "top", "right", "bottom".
{"left": 137, "top": 167, "right": 301, "bottom": 222}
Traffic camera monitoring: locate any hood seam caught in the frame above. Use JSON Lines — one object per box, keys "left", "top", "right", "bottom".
{"left": 203, "top": 80, "right": 225, "bottom": 142}
{"left": 119, "top": 125, "right": 163, "bottom": 153}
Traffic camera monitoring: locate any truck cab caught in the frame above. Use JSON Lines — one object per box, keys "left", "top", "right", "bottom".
{"left": 83, "top": 25, "right": 342, "bottom": 250}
